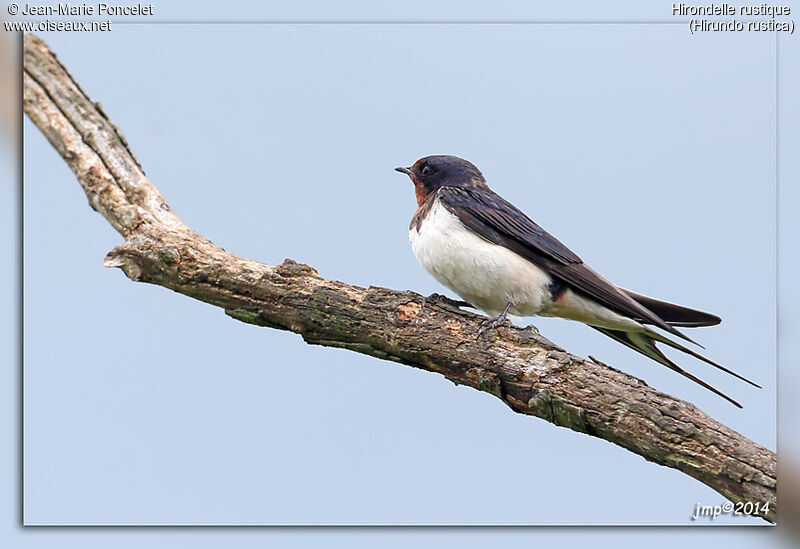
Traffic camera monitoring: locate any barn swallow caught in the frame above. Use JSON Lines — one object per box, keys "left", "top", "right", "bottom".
{"left": 395, "top": 155, "right": 760, "bottom": 407}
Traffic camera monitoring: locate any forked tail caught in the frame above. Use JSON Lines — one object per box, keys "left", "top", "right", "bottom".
{"left": 590, "top": 326, "right": 760, "bottom": 408}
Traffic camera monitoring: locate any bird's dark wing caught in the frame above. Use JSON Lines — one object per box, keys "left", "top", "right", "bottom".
{"left": 436, "top": 186, "right": 698, "bottom": 343}
{"left": 622, "top": 289, "right": 721, "bottom": 327}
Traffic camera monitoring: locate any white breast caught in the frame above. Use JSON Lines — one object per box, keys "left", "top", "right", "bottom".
{"left": 408, "top": 197, "right": 553, "bottom": 317}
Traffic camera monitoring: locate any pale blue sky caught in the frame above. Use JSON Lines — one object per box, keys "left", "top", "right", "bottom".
{"left": 4, "top": 0, "right": 799, "bottom": 546}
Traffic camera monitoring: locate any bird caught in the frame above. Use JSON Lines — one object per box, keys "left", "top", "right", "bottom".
{"left": 395, "top": 155, "right": 759, "bottom": 408}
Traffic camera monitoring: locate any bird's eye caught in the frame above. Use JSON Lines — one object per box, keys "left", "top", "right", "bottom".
{"left": 421, "top": 166, "right": 432, "bottom": 176}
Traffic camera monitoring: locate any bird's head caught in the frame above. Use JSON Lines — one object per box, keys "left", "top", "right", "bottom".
{"left": 395, "top": 155, "right": 486, "bottom": 206}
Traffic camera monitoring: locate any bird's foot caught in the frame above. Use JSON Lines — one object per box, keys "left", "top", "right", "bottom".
{"left": 421, "top": 293, "right": 471, "bottom": 310}
{"left": 477, "top": 302, "right": 514, "bottom": 340}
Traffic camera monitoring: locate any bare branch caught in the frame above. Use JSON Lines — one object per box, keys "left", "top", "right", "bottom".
{"left": 22, "top": 33, "right": 776, "bottom": 523}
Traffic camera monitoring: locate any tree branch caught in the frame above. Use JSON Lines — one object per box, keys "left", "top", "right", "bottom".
{"left": 22, "top": 33, "right": 776, "bottom": 523}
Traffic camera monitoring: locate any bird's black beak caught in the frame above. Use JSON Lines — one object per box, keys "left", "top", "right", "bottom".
{"left": 395, "top": 166, "right": 413, "bottom": 175}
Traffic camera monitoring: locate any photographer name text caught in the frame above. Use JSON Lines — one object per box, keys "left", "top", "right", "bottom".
{"left": 18, "top": 2, "right": 153, "bottom": 16}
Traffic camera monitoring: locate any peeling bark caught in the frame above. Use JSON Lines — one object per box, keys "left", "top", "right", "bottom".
{"left": 22, "top": 33, "right": 776, "bottom": 523}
